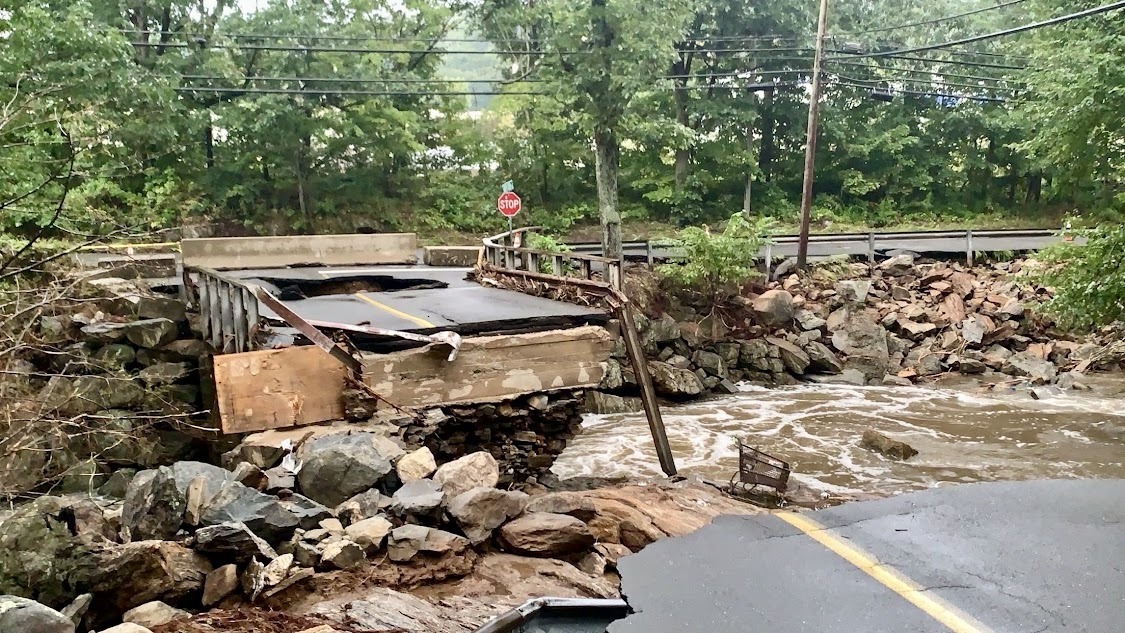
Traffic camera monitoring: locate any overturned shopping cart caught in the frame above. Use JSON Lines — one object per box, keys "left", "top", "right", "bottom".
{"left": 729, "top": 440, "right": 791, "bottom": 497}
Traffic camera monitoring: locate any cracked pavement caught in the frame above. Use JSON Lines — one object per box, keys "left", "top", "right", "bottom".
{"left": 612, "top": 479, "right": 1124, "bottom": 633}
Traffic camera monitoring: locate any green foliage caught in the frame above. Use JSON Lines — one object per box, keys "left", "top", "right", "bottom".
{"left": 526, "top": 233, "right": 573, "bottom": 274}
{"left": 658, "top": 213, "right": 773, "bottom": 297}
{"left": 1037, "top": 224, "right": 1125, "bottom": 331}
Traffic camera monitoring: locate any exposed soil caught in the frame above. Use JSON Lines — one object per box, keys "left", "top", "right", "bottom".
{"left": 152, "top": 608, "right": 369, "bottom": 633}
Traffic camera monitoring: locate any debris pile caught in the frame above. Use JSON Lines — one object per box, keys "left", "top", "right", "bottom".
{"left": 591, "top": 256, "right": 1123, "bottom": 408}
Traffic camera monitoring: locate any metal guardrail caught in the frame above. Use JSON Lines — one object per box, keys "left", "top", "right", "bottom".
{"left": 482, "top": 227, "right": 623, "bottom": 290}
{"left": 183, "top": 267, "right": 261, "bottom": 354}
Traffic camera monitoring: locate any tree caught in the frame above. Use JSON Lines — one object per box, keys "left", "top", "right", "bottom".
{"left": 475, "top": 0, "right": 693, "bottom": 258}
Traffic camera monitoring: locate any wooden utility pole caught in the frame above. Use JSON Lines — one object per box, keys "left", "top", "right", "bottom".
{"left": 797, "top": 0, "right": 830, "bottom": 270}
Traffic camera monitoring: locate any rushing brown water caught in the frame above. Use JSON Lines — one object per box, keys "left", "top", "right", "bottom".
{"left": 553, "top": 380, "right": 1125, "bottom": 495}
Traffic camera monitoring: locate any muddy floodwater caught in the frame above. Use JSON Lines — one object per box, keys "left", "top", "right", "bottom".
{"left": 553, "top": 380, "right": 1125, "bottom": 495}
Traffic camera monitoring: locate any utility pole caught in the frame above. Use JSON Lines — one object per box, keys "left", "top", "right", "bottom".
{"left": 797, "top": 0, "right": 830, "bottom": 270}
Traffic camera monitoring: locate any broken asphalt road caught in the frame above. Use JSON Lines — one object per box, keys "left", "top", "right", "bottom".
{"left": 614, "top": 479, "right": 1124, "bottom": 633}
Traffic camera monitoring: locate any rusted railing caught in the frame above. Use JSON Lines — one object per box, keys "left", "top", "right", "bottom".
{"left": 481, "top": 227, "right": 623, "bottom": 290}
{"left": 479, "top": 228, "right": 677, "bottom": 476}
{"left": 183, "top": 267, "right": 261, "bottom": 354}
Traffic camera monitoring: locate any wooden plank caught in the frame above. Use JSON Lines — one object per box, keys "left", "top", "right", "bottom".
{"left": 212, "top": 346, "right": 348, "bottom": 434}
{"left": 361, "top": 326, "right": 614, "bottom": 408}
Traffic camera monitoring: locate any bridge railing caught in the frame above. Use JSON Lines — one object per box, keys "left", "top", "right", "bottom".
{"left": 482, "top": 226, "right": 623, "bottom": 290}
{"left": 182, "top": 266, "right": 261, "bottom": 354}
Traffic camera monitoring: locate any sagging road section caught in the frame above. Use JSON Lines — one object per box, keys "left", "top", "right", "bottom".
{"left": 615, "top": 479, "right": 1124, "bottom": 633}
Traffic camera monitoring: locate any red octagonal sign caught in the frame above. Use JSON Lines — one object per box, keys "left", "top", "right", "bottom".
{"left": 497, "top": 191, "right": 522, "bottom": 217}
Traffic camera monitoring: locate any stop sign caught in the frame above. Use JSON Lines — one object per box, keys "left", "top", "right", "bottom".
{"left": 497, "top": 191, "right": 522, "bottom": 217}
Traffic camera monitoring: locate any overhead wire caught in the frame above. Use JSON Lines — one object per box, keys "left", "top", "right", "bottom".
{"left": 836, "top": 0, "right": 1030, "bottom": 36}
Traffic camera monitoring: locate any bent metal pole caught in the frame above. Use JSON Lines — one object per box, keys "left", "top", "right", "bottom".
{"left": 797, "top": 0, "right": 830, "bottom": 270}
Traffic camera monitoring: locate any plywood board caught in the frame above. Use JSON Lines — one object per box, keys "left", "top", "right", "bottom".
{"left": 361, "top": 325, "right": 614, "bottom": 408}
{"left": 213, "top": 346, "right": 348, "bottom": 434}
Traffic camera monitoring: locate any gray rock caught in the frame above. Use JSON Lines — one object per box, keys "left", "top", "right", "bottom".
{"left": 738, "top": 339, "right": 771, "bottom": 369}
{"left": 124, "top": 319, "right": 180, "bottom": 349}
{"left": 765, "top": 337, "right": 810, "bottom": 375}
{"left": 122, "top": 601, "right": 187, "bottom": 629}
{"left": 193, "top": 522, "right": 278, "bottom": 563}
{"left": 899, "top": 320, "right": 938, "bottom": 341}
{"left": 831, "top": 312, "right": 892, "bottom": 380}
{"left": 100, "top": 625, "right": 152, "bottom": 633}
{"left": 649, "top": 314, "right": 681, "bottom": 342}
{"left": 92, "top": 344, "right": 136, "bottom": 371}
{"left": 396, "top": 447, "right": 437, "bottom": 483}
{"left": 585, "top": 391, "right": 643, "bottom": 414}
{"left": 750, "top": 289, "right": 795, "bottom": 326}
{"left": 44, "top": 375, "right": 146, "bottom": 416}
{"left": 839, "top": 368, "right": 867, "bottom": 386}
{"left": 336, "top": 489, "right": 391, "bottom": 527}
{"left": 882, "top": 375, "right": 913, "bottom": 386}
{"left": 84, "top": 540, "right": 210, "bottom": 618}
{"left": 263, "top": 467, "right": 296, "bottom": 493}
{"left": 199, "top": 481, "right": 299, "bottom": 545}
{"left": 666, "top": 354, "right": 692, "bottom": 369}
{"left": 202, "top": 564, "right": 238, "bottom": 607}
{"left": 891, "top": 285, "right": 912, "bottom": 301}
{"left": 0, "top": 595, "right": 74, "bottom": 633}
{"left": 122, "top": 467, "right": 185, "bottom": 541}
{"left": 860, "top": 430, "right": 918, "bottom": 460}
{"left": 319, "top": 540, "right": 365, "bottom": 571}
{"left": 261, "top": 553, "right": 293, "bottom": 587}
{"left": 957, "top": 357, "right": 988, "bottom": 374}
{"left": 795, "top": 310, "right": 827, "bottom": 331}
{"left": 390, "top": 479, "right": 444, "bottom": 519}
{"left": 59, "top": 593, "right": 91, "bottom": 626}
{"left": 1056, "top": 370, "right": 1091, "bottom": 391}
{"left": 804, "top": 340, "right": 843, "bottom": 374}
{"left": 297, "top": 434, "right": 394, "bottom": 507}
{"left": 58, "top": 459, "right": 109, "bottom": 494}
{"left": 232, "top": 462, "right": 266, "bottom": 490}
{"left": 343, "top": 516, "right": 394, "bottom": 553}
{"left": 241, "top": 557, "right": 266, "bottom": 601}
{"left": 836, "top": 280, "right": 870, "bottom": 305}
{"left": 497, "top": 512, "right": 595, "bottom": 557}
{"left": 961, "top": 316, "right": 987, "bottom": 345}
{"left": 279, "top": 494, "right": 333, "bottom": 531}
{"left": 137, "top": 362, "right": 190, "bottom": 387}
{"left": 524, "top": 492, "right": 597, "bottom": 522}
{"left": 447, "top": 487, "right": 529, "bottom": 544}
{"left": 691, "top": 350, "right": 727, "bottom": 377}
{"left": 432, "top": 451, "right": 499, "bottom": 501}
{"left": 80, "top": 322, "right": 128, "bottom": 345}
{"left": 647, "top": 361, "right": 704, "bottom": 397}
{"left": 386, "top": 525, "right": 470, "bottom": 563}
{"left": 878, "top": 253, "right": 915, "bottom": 276}
{"left": 917, "top": 353, "right": 944, "bottom": 376}
{"left": 161, "top": 339, "right": 212, "bottom": 360}
{"left": 98, "top": 469, "right": 137, "bottom": 499}
{"left": 1002, "top": 351, "right": 1058, "bottom": 384}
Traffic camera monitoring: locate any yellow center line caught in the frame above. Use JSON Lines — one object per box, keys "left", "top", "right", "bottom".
{"left": 352, "top": 292, "right": 435, "bottom": 329}
{"left": 776, "top": 511, "right": 993, "bottom": 633}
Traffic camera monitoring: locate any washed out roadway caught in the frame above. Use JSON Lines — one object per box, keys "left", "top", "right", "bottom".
{"left": 224, "top": 265, "right": 605, "bottom": 333}
{"left": 613, "top": 479, "right": 1124, "bottom": 633}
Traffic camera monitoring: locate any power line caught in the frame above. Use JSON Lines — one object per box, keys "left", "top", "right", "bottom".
{"left": 130, "top": 40, "right": 813, "bottom": 57}
{"left": 833, "top": 73, "right": 1017, "bottom": 95}
{"left": 175, "top": 87, "right": 544, "bottom": 96}
{"left": 828, "top": 0, "right": 1125, "bottom": 60}
{"left": 829, "top": 79, "right": 1006, "bottom": 102}
{"left": 837, "top": 0, "right": 1030, "bottom": 36}
{"left": 832, "top": 50, "right": 1027, "bottom": 70}
{"left": 830, "top": 60, "right": 1022, "bottom": 85}
{"left": 174, "top": 74, "right": 538, "bottom": 84}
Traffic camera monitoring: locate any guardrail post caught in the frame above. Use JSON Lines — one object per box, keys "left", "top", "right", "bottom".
{"left": 552, "top": 255, "right": 564, "bottom": 277}
{"left": 867, "top": 232, "right": 876, "bottom": 269}
{"left": 966, "top": 229, "right": 974, "bottom": 267}
{"left": 579, "top": 258, "right": 592, "bottom": 280}
{"left": 645, "top": 241, "right": 653, "bottom": 265}
{"left": 763, "top": 242, "right": 773, "bottom": 280}
{"left": 608, "top": 262, "right": 622, "bottom": 289}
{"left": 528, "top": 252, "right": 540, "bottom": 274}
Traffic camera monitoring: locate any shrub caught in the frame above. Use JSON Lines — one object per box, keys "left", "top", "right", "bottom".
{"left": 657, "top": 213, "right": 774, "bottom": 298}
{"left": 1036, "top": 223, "right": 1125, "bottom": 331}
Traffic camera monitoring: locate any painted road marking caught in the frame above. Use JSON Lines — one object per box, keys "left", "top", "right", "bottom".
{"left": 352, "top": 292, "right": 436, "bottom": 329}
{"left": 320, "top": 267, "right": 472, "bottom": 275}
{"left": 776, "top": 511, "right": 993, "bottom": 633}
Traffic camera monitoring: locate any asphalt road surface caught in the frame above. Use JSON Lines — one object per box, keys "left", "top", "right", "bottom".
{"left": 223, "top": 265, "right": 605, "bottom": 333}
{"left": 614, "top": 479, "right": 1124, "bottom": 633}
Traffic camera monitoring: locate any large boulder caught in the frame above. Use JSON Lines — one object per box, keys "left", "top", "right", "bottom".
{"left": 0, "top": 596, "right": 74, "bottom": 633}
{"left": 497, "top": 513, "right": 595, "bottom": 557}
{"left": 137, "top": 362, "right": 190, "bottom": 387}
{"left": 390, "top": 479, "right": 444, "bottom": 520}
{"left": 0, "top": 497, "right": 99, "bottom": 608}
{"left": 297, "top": 434, "right": 394, "bottom": 507}
{"left": 279, "top": 494, "right": 333, "bottom": 531}
{"left": 42, "top": 375, "right": 146, "bottom": 416}
{"left": 122, "top": 468, "right": 185, "bottom": 542}
{"left": 804, "top": 341, "right": 844, "bottom": 374}
{"left": 691, "top": 350, "right": 727, "bottom": 377}
{"left": 647, "top": 361, "right": 704, "bottom": 397}
{"left": 199, "top": 481, "right": 300, "bottom": 545}
{"left": 122, "top": 601, "right": 188, "bottom": 629}
{"left": 447, "top": 488, "right": 530, "bottom": 544}
{"left": 836, "top": 280, "right": 870, "bottom": 305}
{"left": 878, "top": 253, "right": 915, "bottom": 276}
{"left": 395, "top": 447, "right": 437, "bottom": 483}
{"left": 84, "top": 541, "right": 210, "bottom": 619}
{"left": 336, "top": 490, "right": 391, "bottom": 527}
{"left": 124, "top": 319, "right": 180, "bottom": 349}
{"left": 1002, "top": 351, "right": 1058, "bottom": 383}
{"left": 344, "top": 516, "right": 394, "bottom": 553}
{"left": 649, "top": 315, "right": 681, "bottom": 343}
{"left": 750, "top": 290, "right": 795, "bottom": 326}
{"left": 860, "top": 430, "right": 918, "bottom": 460}
{"left": 386, "top": 525, "right": 470, "bottom": 563}
{"left": 765, "top": 337, "right": 810, "bottom": 375}
{"left": 831, "top": 311, "right": 892, "bottom": 380}
{"left": 193, "top": 522, "right": 278, "bottom": 563}
{"left": 432, "top": 451, "right": 499, "bottom": 501}
{"left": 525, "top": 492, "right": 598, "bottom": 522}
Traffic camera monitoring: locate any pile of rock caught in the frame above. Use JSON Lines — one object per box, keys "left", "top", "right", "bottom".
{"left": 3, "top": 418, "right": 695, "bottom": 632}
{"left": 591, "top": 255, "right": 1114, "bottom": 407}
{"left": 1, "top": 293, "right": 211, "bottom": 498}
